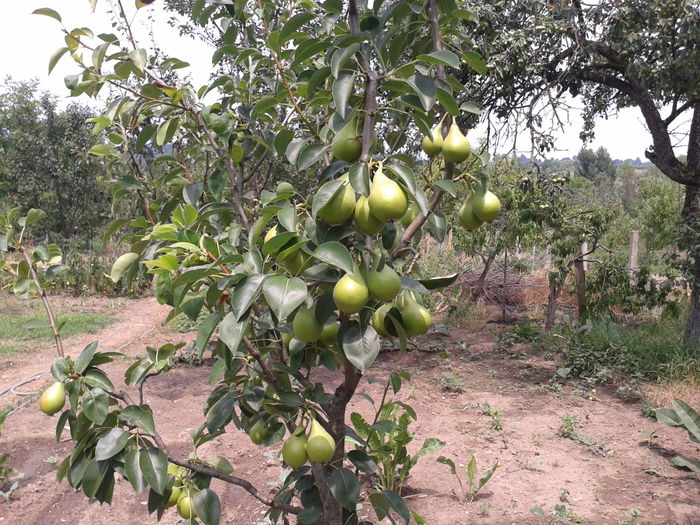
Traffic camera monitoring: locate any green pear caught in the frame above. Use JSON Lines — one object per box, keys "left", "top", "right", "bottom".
{"left": 458, "top": 194, "right": 483, "bottom": 231}
{"left": 306, "top": 419, "right": 335, "bottom": 463}
{"left": 354, "top": 195, "right": 385, "bottom": 235}
{"left": 331, "top": 111, "right": 362, "bottom": 163}
{"left": 318, "top": 180, "right": 356, "bottom": 224}
{"left": 422, "top": 115, "right": 445, "bottom": 157}
{"left": 282, "top": 431, "right": 308, "bottom": 468}
{"left": 368, "top": 165, "right": 408, "bottom": 221}
{"left": 39, "top": 382, "right": 66, "bottom": 416}
{"left": 442, "top": 117, "right": 470, "bottom": 164}
{"left": 472, "top": 172, "right": 501, "bottom": 222}
{"left": 400, "top": 201, "right": 421, "bottom": 227}
{"left": 367, "top": 262, "right": 401, "bottom": 303}
{"left": 399, "top": 293, "right": 432, "bottom": 337}
{"left": 293, "top": 306, "right": 323, "bottom": 342}
{"left": 333, "top": 267, "right": 369, "bottom": 314}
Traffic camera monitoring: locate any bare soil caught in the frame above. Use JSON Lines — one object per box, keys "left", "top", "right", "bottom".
{"left": 0, "top": 295, "right": 698, "bottom": 525}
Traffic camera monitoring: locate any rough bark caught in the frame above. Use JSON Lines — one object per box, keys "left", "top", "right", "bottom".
{"left": 545, "top": 274, "right": 562, "bottom": 331}
{"left": 573, "top": 245, "right": 587, "bottom": 323}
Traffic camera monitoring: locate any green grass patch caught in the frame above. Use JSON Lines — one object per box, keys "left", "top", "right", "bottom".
{"left": 561, "top": 316, "right": 699, "bottom": 384}
{"left": 0, "top": 312, "right": 115, "bottom": 355}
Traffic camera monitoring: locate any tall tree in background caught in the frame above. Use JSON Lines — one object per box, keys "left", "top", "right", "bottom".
{"left": 0, "top": 79, "right": 109, "bottom": 242}
{"left": 577, "top": 146, "right": 617, "bottom": 181}
{"left": 461, "top": 0, "right": 700, "bottom": 344}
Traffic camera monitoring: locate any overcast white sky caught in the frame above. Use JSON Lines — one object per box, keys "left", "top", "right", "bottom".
{"left": 0, "top": 1, "right": 678, "bottom": 161}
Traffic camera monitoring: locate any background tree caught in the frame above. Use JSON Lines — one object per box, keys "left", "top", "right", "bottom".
{"left": 576, "top": 146, "right": 616, "bottom": 182}
{"left": 460, "top": 0, "right": 700, "bottom": 344}
{"left": 0, "top": 79, "right": 109, "bottom": 243}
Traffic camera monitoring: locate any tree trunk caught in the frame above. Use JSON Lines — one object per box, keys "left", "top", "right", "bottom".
{"left": 682, "top": 185, "right": 700, "bottom": 345}
{"left": 474, "top": 253, "right": 495, "bottom": 298}
{"left": 545, "top": 273, "right": 562, "bottom": 331}
{"left": 573, "top": 245, "right": 587, "bottom": 323}
{"left": 629, "top": 230, "right": 639, "bottom": 273}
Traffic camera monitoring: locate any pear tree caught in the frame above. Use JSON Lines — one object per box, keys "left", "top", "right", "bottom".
{"left": 27, "top": 0, "right": 497, "bottom": 523}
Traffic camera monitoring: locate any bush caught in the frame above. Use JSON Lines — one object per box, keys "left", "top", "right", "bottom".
{"left": 561, "top": 316, "right": 699, "bottom": 384}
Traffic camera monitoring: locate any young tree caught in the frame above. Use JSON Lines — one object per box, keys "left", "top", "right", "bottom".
{"left": 461, "top": 0, "right": 700, "bottom": 344}
{"left": 576, "top": 146, "right": 616, "bottom": 182}
{"left": 24, "top": 1, "right": 491, "bottom": 523}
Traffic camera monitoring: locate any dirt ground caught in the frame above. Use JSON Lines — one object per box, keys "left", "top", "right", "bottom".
{"left": 0, "top": 295, "right": 698, "bottom": 525}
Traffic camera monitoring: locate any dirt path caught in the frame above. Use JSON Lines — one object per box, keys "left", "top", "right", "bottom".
{"left": 1, "top": 299, "right": 698, "bottom": 525}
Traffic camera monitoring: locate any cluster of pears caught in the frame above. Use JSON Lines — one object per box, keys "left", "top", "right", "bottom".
{"left": 39, "top": 381, "right": 66, "bottom": 416}
{"left": 282, "top": 417, "right": 335, "bottom": 468}
{"left": 422, "top": 115, "right": 471, "bottom": 164}
{"left": 165, "top": 463, "right": 197, "bottom": 519}
{"left": 457, "top": 171, "right": 502, "bottom": 231}
{"left": 372, "top": 290, "right": 432, "bottom": 338}
{"left": 316, "top": 163, "right": 410, "bottom": 236}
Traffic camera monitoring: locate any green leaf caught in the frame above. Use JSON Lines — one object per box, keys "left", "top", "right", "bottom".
{"left": 404, "top": 74, "right": 435, "bottom": 111}
{"left": 48, "top": 47, "right": 69, "bottom": 74}
{"left": 463, "top": 51, "right": 487, "bottom": 75}
{"left": 432, "top": 178, "right": 457, "bottom": 198}
{"left": 263, "top": 276, "right": 308, "bottom": 321}
{"left": 311, "top": 179, "right": 345, "bottom": 219}
{"left": 460, "top": 101, "right": 485, "bottom": 115}
{"left": 219, "top": 312, "right": 249, "bottom": 356}
{"left": 437, "top": 455, "right": 457, "bottom": 475}
{"left": 279, "top": 12, "right": 315, "bottom": 47}
{"left": 414, "top": 438, "right": 446, "bottom": 459}
{"left": 118, "top": 405, "right": 157, "bottom": 434}
{"left": 139, "top": 448, "right": 168, "bottom": 494}
{"left": 83, "top": 369, "right": 114, "bottom": 392}
{"left": 339, "top": 322, "right": 380, "bottom": 372}
{"left": 427, "top": 211, "right": 446, "bottom": 243}
{"left": 110, "top": 252, "right": 140, "bottom": 283}
{"left": 23, "top": 208, "right": 48, "bottom": 227}
{"left": 382, "top": 490, "right": 410, "bottom": 524}
{"left": 671, "top": 456, "right": 700, "bottom": 472}
{"left": 348, "top": 162, "right": 370, "bottom": 196}
{"left": 418, "top": 272, "right": 459, "bottom": 290}
{"left": 129, "top": 48, "right": 147, "bottom": 73}
{"left": 125, "top": 450, "right": 147, "bottom": 493}
{"left": 347, "top": 449, "right": 377, "bottom": 474}
{"left": 75, "top": 341, "right": 99, "bottom": 374}
{"left": 82, "top": 388, "right": 109, "bottom": 424}
{"left": 671, "top": 399, "right": 700, "bottom": 441}
{"left": 23, "top": 319, "right": 51, "bottom": 330}
{"left": 89, "top": 144, "right": 119, "bottom": 156}
{"left": 313, "top": 242, "right": 354, "bottom": 274}
{"left": 331, "top": 43, "right": 360, "bottom": 78}
{"left": 332, "top": 73, "right": 355, "bottom": 119}
{"left": 251, "top": 96, "right": 279, "bottom": 118}
{"left": 297, "top": 144, "right": 328, "bottom": 171}
{"left": 195, "top": 311, "right": 225, "bottom": 355}
{"left": 329, "top": 468, "right": 360, "bottom": 510}
{"left": 417, "top": 50, "right": 460, "bottom": 68}
{"left": 436, "top": 87, "right": 459, "bottom": 116}
{"left": 33, "top": 7, "right": 62, "bottom": 21}
{"left": 230, "top": 275, "right": 267, "bottom": 322}
{"left": 95, "top": 428, "right": 130, "bottom": 460}
{"left": 193, "top": 489, "right": 221, "bottom": 525}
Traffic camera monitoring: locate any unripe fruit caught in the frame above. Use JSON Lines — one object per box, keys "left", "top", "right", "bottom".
{"left": 458, "top": 197, "right": 483, "bottom": 231}
{"left": 372, "top": 304, "right": 393, "bottom": 337}
{"left": 319, "top": 318, "right": 339, "bottom": 346}
{"left": 293, "top": 307, "right": 323, "bottom": 342}
{"left": 249, "top": 419, "right": 267, "bottom": 445}
{"left": 354, "top": 195, "right": 385, "bottom": 235}
{"left": 442, "top": 118, "right": 470, "bottom": 164}
{"left": 318, "top": 181, "right": 356, "bottom": 225}
{"left": 306, "top": 419, "right": 335, "bottom": 463}
{"left": 400, "top": 201, "right": 420, "bottom": 228}
{"left": 333, "top": 271, "right": 369, "bottom": 314}
{"left": 367, "top": 264, "right": 401, "bottom": 303}
{"left": 281, "top": 250, "right": 313, "bottom": 276}
{"left": 177, "top": 491, "right": 197, "bottom": 519}
{"left": 282, "top": 432, "right": 308, "bottom": 468}
{"left": 39, "top": 382, "right": 66, "bottom": 416}
{"left": 422, "top": 117, "right": 445, "bottom": 157}
{"left": 331, "top": 111, "right": 362, "bottom": 163}
{"left": 472, "top": 173, "right": 501, "bottom": 223}
{"left": 399, "top": 294, "right": 432, "bottom": 337}
{"left": 276, "top": 181, "right": 295, "bottom": 194}
{"left": 166, "top": 485, "right": 181, "bottom": 507}
{"left": 368, "top": 165, "right": 407, "bottom": 222}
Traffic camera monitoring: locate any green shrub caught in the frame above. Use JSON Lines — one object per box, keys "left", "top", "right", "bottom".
{"left": 561, "top": 316, "right": 699, "bottom": 384}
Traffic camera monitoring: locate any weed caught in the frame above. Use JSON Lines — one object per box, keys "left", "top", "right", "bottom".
{"left": 559, "top": 488, "right": 570, "bottom": 503}
{"left": 477, "top": 503, "right": 492, "bottom": 517}
{"left": 531, "top": 504, "right": 583, "bottom": 523}
{"left": 0, "top": 408, "right": 15, "bottom": 493}
{"left": 169, "top": 310, "right": 208, "bottom": 333}
{"left": 437, "top": 455, "right": 499, "bottom": 503}
{"left": 618, "top": 506, "right": 642, "bottom": 525}
{"left": 437, "top": 370, "right": 467, "bottom": 393}
{"left": 557, "top": 414, "right": 579, "bottom": 439}
{"left": 477, "top": 402, "right": 503, "bottom": 431}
